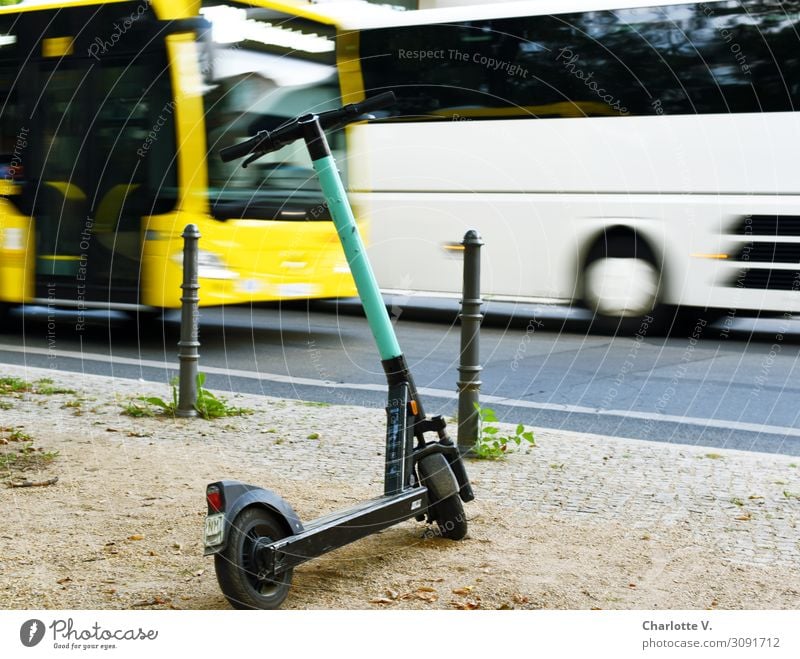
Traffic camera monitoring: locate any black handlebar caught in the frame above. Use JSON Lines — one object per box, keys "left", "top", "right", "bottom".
{"left": 219, "top": 92, "right": 396, "bottom": 163}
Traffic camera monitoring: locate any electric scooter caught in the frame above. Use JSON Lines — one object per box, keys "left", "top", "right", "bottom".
{"left": 203, "top": 92, "right": 475, "bottom": 610}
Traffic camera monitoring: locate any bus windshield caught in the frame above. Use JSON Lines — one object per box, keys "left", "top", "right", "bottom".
{"left": 200, "top": 3, "right": 344, "bottom": 220}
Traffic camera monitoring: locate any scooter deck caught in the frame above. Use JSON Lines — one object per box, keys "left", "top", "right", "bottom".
{"left": 263, "top": 486, "right": 429, "bottom": 575}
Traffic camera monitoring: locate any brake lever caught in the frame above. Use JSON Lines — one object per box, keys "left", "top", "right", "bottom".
{"left": 241, "top": 113, "right": 375, "bottom": 168}
{"left": 242, "top": 150, "right": 265, "bottom": 169}
{"left": 322, "top": 113, "right": 376, "bottom": 134}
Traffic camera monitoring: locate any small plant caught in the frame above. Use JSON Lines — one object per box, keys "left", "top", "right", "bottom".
{"left": 0, "top": 377, "right": 75, "bottom": 396}
{"left": 471, "top": 403, "right": 535, "bottom": 460}
{"left": 0, "top": 442, "right": 59, "bottom": 470}
{"left": 34, "top": 378, "right": 76, "bottom": 395}
{"left": 122, "top": 400, "right": 158, "bottom": 417}
{"left": 8, "top": 429, "right": 31, "bottom": 442}
{"left": 137, "top": 377, "right": 179, "bottom": 417}
{"left": 195, "top": 374, "right": 252, "bottom": 420}
{"left": 125, "top": 374, "right": 251, "bottom": 420}
{"left": 0, "top": 377, "right": 30, "bottom": 394}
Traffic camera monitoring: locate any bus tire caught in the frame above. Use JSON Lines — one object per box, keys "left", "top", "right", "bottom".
{"left": 0, "top": 303, "right": 19, "bottom": 331}
{"left": 582, "top": 232, "right": 665, "bottom": 335}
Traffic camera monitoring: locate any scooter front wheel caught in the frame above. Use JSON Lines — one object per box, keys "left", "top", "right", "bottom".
{"left": 418, "top": 453, "right": 468, "bottom": 541}
{"left": 432, "top": 494, "right": 468, "bottom": 540}
{"left": 214, "top": 506, "right": 293, "bottom": 610}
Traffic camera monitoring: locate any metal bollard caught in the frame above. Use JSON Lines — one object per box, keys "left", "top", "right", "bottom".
{"left": 176, "top": 224, "right": 201, "bottom": 418}
{"left": 457, "top": 229, "right": 484, "bottom": 454}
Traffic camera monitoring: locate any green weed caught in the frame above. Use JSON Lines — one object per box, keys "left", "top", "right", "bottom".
{"left": 471, "top": 403, "right": 535, "bottom": 460}
{"left": 35, "top": 378, "right": 76, "bottom": 395}
{"left": 0, "top": 442, "right": 58, "bottom": 471}
{"left": 125, "top": 374, "right": 252, "bottom": 420}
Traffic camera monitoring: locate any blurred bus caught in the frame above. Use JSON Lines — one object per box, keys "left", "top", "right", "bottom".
{"left": 0, "top": 0, "right": 357, "bottom": 322}
{"left": 266, "top": 0, "right": 800, "bottom": 332}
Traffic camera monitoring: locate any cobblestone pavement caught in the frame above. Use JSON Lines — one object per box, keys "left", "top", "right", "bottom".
{"left": 4, "top": 364, "right": 799, "bottom": 570}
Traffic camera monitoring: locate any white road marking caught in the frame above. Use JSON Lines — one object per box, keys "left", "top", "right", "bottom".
{"left": 0, "top": 342, "right": 798, "bottom": 439}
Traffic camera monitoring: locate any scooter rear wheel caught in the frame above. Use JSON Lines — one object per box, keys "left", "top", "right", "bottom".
{"left": 214, "top": 506, "right": 293, "bottom": 610}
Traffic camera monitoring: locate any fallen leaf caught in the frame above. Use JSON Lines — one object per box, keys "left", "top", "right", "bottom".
{"left": 452, "top": 587, "right": 473, "bottom": 596}
{"left": 450, "top": 599, "right": 480, "bottom": 610}
{"left": 735, "top": 513, "right": 752, "bottom": 521}
{"left": 416, "top": 586, "right": 436, "bottom": 592}
{"left": 56, "top": 577, "right": 72, "bottom": 585}
{"left": 132, "top": 596, "right": 170, "bottom": 607}
{"left": 128, "top": 534, "right": 144, "bottom": 541}
{"left": 628, "top": 583, "right": 637, "bottom": 589}
{"left": 385, "top": 589, "right": 399, "bottom": 600}
{"left": 369, "top": 597, "right": 395, "bottom": 605}
{"left": 513, "top": 594, "right": 529, "bottom": 604}
{"left": 415, "top": 590, "right": 438, "bottom": 603}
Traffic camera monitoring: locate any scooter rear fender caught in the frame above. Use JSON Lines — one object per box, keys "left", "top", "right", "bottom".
{"left": 204, "top": 479, "right": 304, "bottom": 556}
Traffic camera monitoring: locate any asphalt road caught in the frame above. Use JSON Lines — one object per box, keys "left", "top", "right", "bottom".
{"left": 1, "top": 299, "right": 799, "bottom": 456}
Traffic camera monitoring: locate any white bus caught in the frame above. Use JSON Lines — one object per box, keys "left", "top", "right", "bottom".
{"left": 333, "top": 0, "right": 800, "bottom": 331}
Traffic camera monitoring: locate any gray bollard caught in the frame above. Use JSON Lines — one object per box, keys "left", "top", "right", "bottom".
{"left": 457, "top": 229, "right": 484, "bottom": 454}
{"left": 176, "top": 224, "right": 201, "bottom": 418}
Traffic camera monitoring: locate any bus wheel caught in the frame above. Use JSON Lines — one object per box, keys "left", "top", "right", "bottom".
{"left": 0, "top": 303, "right": 20, "bottom": 331}
{"left": 582, "top": 235, "right": 663, "bottom": 335}
{"left": 125, "top": 308, "right": 164, "bottom": 329}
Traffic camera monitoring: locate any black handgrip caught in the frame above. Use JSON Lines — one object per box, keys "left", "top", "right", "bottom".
{"left": 219, "top": 92, "right": 396, "bottom": 163}
{"left": 350, "top": 91, "right": 396, "bottom": 116}
{"left": 219, "top": 131, "right": 271, "bottom": 163}
{"left": 315, "top": 92, "right": 397, "bottom": 132}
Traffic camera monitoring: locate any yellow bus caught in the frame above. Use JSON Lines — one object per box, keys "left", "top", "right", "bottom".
{"left": 0, "top": 0, "right": 357, "bottom": 322}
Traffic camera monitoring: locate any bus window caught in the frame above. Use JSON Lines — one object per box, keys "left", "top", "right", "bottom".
{"left": 201, "top": 3, "right": 343, "bottom": 221}
{"left": 0, "top": 33, "right": 24, "bottom": 190}
{"left": 29, "top": 3, "right": 177, "bottom": 302}
{"left": 360, "top": 0, "right": 800, "bottom": 119}
{"left": 90, "top": 56, "right": 177, "bottom": 294}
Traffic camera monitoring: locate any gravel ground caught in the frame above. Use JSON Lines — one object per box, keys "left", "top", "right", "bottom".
{"left": 1, "top": 364, "right": 798, "bottom": 610}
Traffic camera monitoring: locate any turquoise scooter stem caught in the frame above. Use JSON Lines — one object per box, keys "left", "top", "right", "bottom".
{"left": 312, "top": 154, "right": 402, "bottom": 362}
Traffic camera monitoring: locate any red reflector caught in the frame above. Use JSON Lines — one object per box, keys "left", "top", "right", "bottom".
{"left": 206, "top": 486, "right": 223, "bottom": 512}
